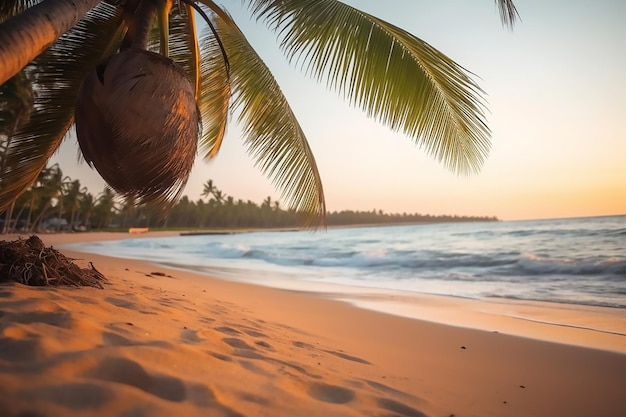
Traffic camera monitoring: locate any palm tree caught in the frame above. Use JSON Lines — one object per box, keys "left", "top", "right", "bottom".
{"left": 29, "top": 163, "right": 69, "bottom": 231}
{"left": 94, "top": 187, "right": 118, "bottom": 229}
{"left": 22, "top": 167, "right": 49, "bottom": 231}
{"left": 119, "top": 194, "right": 138, "bottom": 228}
{"left": 212, "top": 189, "right": 225, "bottom": 204}
{"left": 0, "top": 70, "right": 35, "bottom": 232}
{"left": 0, "top": 0, "right": 518, "bottom": 227}
{"left": 201, "top": 179, "right": 216, "bottom": 201}
{"left": 78, "top": 190, "right": 96, "bottom": 230}
{"left": 63, "top": 178, "right": 87, "bottom": 230}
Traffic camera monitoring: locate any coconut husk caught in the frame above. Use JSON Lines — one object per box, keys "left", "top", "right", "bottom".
{"left": 75, "top": 48, "right": 199, "bottom": 209}
{"left": 0, "top": 236, "right": 107, "bottom": 288}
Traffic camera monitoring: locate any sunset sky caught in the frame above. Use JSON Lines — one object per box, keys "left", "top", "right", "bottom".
{"left": 51, "top": 0, "right": 626, "bottom": 221}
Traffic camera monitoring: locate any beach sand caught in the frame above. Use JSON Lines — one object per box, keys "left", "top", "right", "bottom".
{"left": 1, "top": 232, "right": 625, "bottom": 417}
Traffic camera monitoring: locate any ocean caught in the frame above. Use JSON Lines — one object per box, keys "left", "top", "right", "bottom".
{"left": 67, "top": 215, "right": 626, "bottom": 309}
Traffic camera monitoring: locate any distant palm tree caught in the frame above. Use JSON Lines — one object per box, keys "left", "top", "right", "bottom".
{"left": 212, "top": 190, "right": 225, "bottom": 204}
{"left": 201, "top": 179, "right": 216, "bottom": 201}
{"left": 0, "top": 70, "right": 35, "bottom": 232}
{"left": 78, "top": 190, "right": 96, "bottom": 230}
{"left": 63, "top": 178, "right": 87, "bottom": 230}
{"left": 94, "top": 187, "right": 118, "bottom": 229}
{"left": 29, "top": 163, "right": 69, "bottom": 231}
{"left": 119, "top": 194, "right": 138, "bottom": 228}
{"left": 0, "top": 0, "right": 518, "bottom": 227}
{"left": 22, "top": 168, "right": 49, "bottom": 231}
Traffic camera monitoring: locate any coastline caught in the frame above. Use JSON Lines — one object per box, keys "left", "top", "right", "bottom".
{"left": 1, "top": 231, "right": 625, "bottom": 416}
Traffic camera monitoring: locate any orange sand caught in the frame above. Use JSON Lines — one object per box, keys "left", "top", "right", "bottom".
{"left": 0, "top": 231, "right": 625, "bottom": 417}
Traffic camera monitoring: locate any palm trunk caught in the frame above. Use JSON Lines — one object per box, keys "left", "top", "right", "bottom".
{"left": 82, "top": 210, "right": 91, "bottom": 230}
{"left": 11, "top": 200, "right": 28, "bottom": 232}
{"left": 0, "top": 0, "right": 102, "bottom": 85}
{"left": 2, "top": 201, "right": 15, "bottom": 233}
{"left": 25, "top": 198, "right": 34, "bottom": 231}
{"left": 56, "top": 200, "right": 64, "bottom": 231}
{"left": 30, "top": 200, "right": 51, "bottom": 232}
{"left": 69, "top": 208, "right": 77, "bottom": 231}
{"left": 128, "top": 0, "right": 157, "bottom": 50}
{"left": 0, "top": 116, "right": 22, "bottom": 234}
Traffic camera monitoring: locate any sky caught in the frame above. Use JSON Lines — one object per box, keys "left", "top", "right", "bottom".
{"left": 50, "top": 0, "right": 626, "bottom": 221}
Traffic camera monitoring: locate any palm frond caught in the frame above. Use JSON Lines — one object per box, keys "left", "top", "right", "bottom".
{"left": 211, "top": 7, "right": 326, "bottom": 227}
{"left": 247, "top": 0, "right": 491, "bottom": 174}
{"left": 0, "top": 3, "right": 125, "bottom": 211}
{"left": 0, "top": 0, "right": 42, "bottom": 21}
{"left": 176, "top": 3, "right": 201, "bottom": 98}
{"left": 496, "top": 0, "right": 520, "bottom": 29}
{"left": 196, "top": 4, "right": 231, "bottom": 158}
{"left": 147, "top": 1, "right": 200, "bottom": 94}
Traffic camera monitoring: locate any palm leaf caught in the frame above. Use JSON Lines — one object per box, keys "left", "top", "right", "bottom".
{"left": 0, "top": 3, "right": 125, "bottom": 211}
{"left": 209, "top": 7, "right": 326, "bottom": 227}
{"left": 0, "top": 0, "right": 42, "bottom": 20}
{"left": 495, "top": 0, "right": 520, "bottom": 29}
{"left": 149, "top": 3, "right": 227, "bottom": 159}
{"left": 148, "top": 2, "right": 200, "bottom": 95}
{"left": 0, "top": 0, "right": 123, "bottom": 18}
{"left": 196, "top": 4, "right": 231, "bottom": 158}
{"left": 246, "top": 0, "right": 491, "bottom": 174}
{"left": 172, "top": 3, "right": 201, "bottom": 98}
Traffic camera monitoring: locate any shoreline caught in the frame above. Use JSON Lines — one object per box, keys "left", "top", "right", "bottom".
{"left": 144, "top": 259, "right": 626, "bottom": 354}
{"left": 54, "top": 231, "right": 626, "bottom": 354}
{"left": 8, "top": 230, "right": 626, "bottom": 353}
{"left": 1, "top": 231, "right": 625, "bottom": 416}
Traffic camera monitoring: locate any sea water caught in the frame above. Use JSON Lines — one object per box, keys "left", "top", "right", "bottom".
{"left": 67, "top": 215, "right": 626, "bottom": 309}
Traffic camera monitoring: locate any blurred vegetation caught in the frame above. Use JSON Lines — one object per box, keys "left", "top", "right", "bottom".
{"left": 0, "top": 163, "right": 498, "bottom": 234}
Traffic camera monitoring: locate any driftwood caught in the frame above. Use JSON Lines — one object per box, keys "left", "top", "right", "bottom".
{"left": 0, "top": 235, "right": 107, "bottom": 288}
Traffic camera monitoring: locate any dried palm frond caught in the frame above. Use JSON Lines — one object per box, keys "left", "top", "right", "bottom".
{"left": 0, "top": 235, "right": 107, "bottom": 288}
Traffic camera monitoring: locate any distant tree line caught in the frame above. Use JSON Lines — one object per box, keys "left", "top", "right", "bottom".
{"left": 327, "top": 210, "right": 498, "bottom": 226}
{"left": 0, "top": 162, "right": 497, "bottom": 234}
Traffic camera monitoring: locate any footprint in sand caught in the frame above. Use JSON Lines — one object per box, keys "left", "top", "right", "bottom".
{"left": 241, "top": 328, "right": 268, "bottom": 338}
{"left": 84, "top": 357, "right": 186, "bottom": 402}
{"left": 223, "top": 337, "right": 264, "bottom": 359}
{"left": 376, "top": 398, "right": 428, "bottom": 417}
{"left": 307, "top": 382, "right": 355, "bottom": 404}
{"left": 0, "top": 336, "right": 41, "bottom": 362}
{"left": 19, "top": 382, "right": 112, "bottom": 410}
{"left": 8, "top": 310, "right": 73, "bottom": 328}
{"left": 215, "top": 326, "right": 242, "bottom": 336}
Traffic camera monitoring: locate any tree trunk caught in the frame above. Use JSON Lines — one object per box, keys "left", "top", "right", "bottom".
{"left": 11, "top": 200, "right": 28, "bottom": 232}
{"left": 30, "top": 200, "right": 51, "bottom": 232}
{"left": 69, "top": 208, "right": 77, "bottom": 231}
{"left": 0, "top": 0, "right": 102, "bottom": 85}
{"left": 25, "top": 198, "right": 34, "bottom": 231}
{"left": 127, "top": 0, "right": 157, "bottom": 50}
{"left": 56, "top": 199, "right": 64, "bottom": 231}
{"left": 2, "top": 201, "right": 15, "bottom": 233}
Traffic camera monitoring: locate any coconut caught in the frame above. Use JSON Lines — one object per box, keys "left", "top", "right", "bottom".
{"left": 75, "top": 47, "right": 199, "bottom": 206}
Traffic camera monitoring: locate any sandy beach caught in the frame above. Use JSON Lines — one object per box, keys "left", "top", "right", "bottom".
{"left": 1, "top": 231, "right": 625, "bottom": 417}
